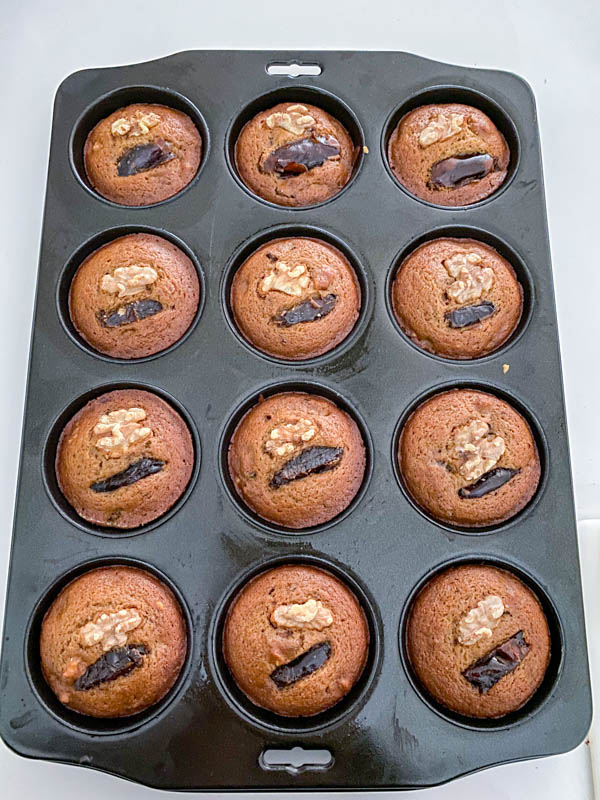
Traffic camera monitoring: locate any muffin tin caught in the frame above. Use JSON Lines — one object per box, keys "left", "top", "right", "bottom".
{"left": 0, "top": 50, "right": 591, "bottom": 791}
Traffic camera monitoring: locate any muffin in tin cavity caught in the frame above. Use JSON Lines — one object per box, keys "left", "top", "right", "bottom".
{"left": 235, "top": 102, "right": 356, "bottom": 207}
{"left": 399, "top": 389, "right": 540, "bottom": 528}
{"left": 56, "top": 389, "right": 194, "bottom": 529}
{"left": 227, "top": 392, "right": 366, "bottom": 529}
{"left": 69, "top": 233, "right": 200, "bottom": 360}
{"left": 230, "top": 237, "right": 361, "bottom": 361}
{"left": 392, "top": 238, "right": 523, "bottom": 360}
{"left": 84, "top": 103, "right": 202, "bottom": 206}
{"left": 388, "top": 103, "right": 509, "bottom": 206}
{"left": 223, "top": 564, "right": 369, "bottom": 717}
{"left": 406, "top": 564, "right": 551, "bottom": 719}
{"left": 40, "top": 566, "right": 187, "bottom": 718}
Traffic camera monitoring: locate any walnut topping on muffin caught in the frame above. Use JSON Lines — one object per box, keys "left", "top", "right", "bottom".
{"left": 101, "top": 265, "right": 158, "bottom": 298}
{"left": 266, "top": 104, "right": 316, "bottom": 136}
{"left": 419, "top": 112, "right": 465, "bottom": 148}
{"left": 111, "top": 111, "right": 161, "bottom": 138}
{"left": 260, "top": 261, "right": 313, "bottom": 297}
{"left": 457, "top": 595, "right": 505, "bottom": 645}
{"left": 443, "top": 252, "right": 494, "bottom": 304}
{"left": 271, "top": 598, "right": 333, "bottom": 630}
{"left": 264, "top": 418, "right": 317, "bottom": 456}
{"left": 451, "top": 419, "right": 505, "bottom": 481}
{"left": 79, "top": 608, "right": 142, "bottom": 650}
{"left": 93, "top": 407, "right": 152, "bottom": 458}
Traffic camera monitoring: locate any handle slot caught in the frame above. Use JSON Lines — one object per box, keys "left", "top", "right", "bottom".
{"left": 266, "top": 62, "right": 322, "bottom": 78}
{"left": 259, "top": 746, "right": 333, "bottom": 774}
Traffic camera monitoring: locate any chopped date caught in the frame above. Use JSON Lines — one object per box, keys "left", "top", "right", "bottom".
{"left": 90, "top": 457, "right": 165, "bottom": 493}
{"left": 263, "top": 134, "right": 340, "bottom": 176}
{"left": 445, "top": 301, "right": 496, "bottom": 329}
{"left": 463, "top": 631, "right": 530, "bottom": 693}
{"left": 430, "top": 153, "right": 494, "bottom": 189}
{"left": 270, "top": 641, "right": 332, "bottom": 688}
{"left": 271, "top": 446, "right": 343, "bottom": 488}
{"left": 98, "top": 299, "right": 163, "bottom": 328}
{"left": 458, "top": 467, "right": 520, "bottom": 499}
{"left": 276, "top": 294, "right": 337, "bottom": 327}
{"left": 74, "top": 644, "right": 148, "bottom": 691}
{"left": 117, "top": 140, "right": 174, "bottom": 176}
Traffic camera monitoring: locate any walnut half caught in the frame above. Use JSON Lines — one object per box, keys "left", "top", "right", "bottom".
{"left": 264, "top": 418, "right": 317, "bottom": 457}
{"left": 271, "top": 598, "right": 333, "bottom": 630}
{"left": 451, "top": 419, "right": 505, "bottom": 482}
{"left": 101, "top": 265, "right": 158, "bottom": 298}
{"left": 443, "top": 252, "right": 494, "bottom": 305}
{"left": 260, "top": 261, "right": 313, "bottom": 297}
{"left": 93, "top": 407, "right": 152, "bottom": 458}
{"left": 266, "top": 104, "right": 316, "bottom": 136}
{"left": 457, "top": 595, "right": 505, "bottom": 645}
{"left": 79, "top": 608, "right": 142, "bottom": 651}
{"left": 419, "top": 113, "right": 465, "bottom": 148}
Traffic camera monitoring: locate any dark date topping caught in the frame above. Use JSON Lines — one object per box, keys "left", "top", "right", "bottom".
{"left": 458, "top": 467, "right": 520, "bottom": 499}
{"left": 445, "top": 301, "right": 496, "bottom": 329}
{"left": 463, "top": 631, "right": 530, "bottom": 693}
{"left": 74, "top": 644, "right": 148, "bottom": 691}
{"left": 271, "top": 446, "right": 343, "bottom": 488}
{"left": 430, "top": 153, "right": 494, "bottom": 189}
{"left": 90, "top": 457, "right": 165, "bottom": 493}
{"left": 98, "top": 298, "right": 163, "bottom": 328}
{"left": 270, "top": 641, "right": 332, "bottom": 688}
{"left": 263, "top": 134, "right": 340, "bottom": 177}
{"left": 116, "top": 140, "right": 174, "bottom": 177}
{"left": 276, "top": 294, "right": 337, "bottom": 327}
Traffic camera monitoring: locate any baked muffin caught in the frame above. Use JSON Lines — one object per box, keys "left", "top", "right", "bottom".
{"left": 406, "top": 564, "right": 551, "bottom": 718}
{"left": 40, "top": 566, "right": 187, "bottom": 718}
{"left": 56, "top": 389, "right": 194, "bottom": 529}
{"left": 235, "top": 102, "right": 356, "bottom": 207}
{"left": 392, "top": 238, "right": 522, "bottom": 359}
{"left": 230, "top": 237, "right": 361, "bottom": 360}
{"left": 69, "top": 233, "right": 200, "bottom": 359}
{"left": 223, "top": 564, "right": 369, "bottom": 717}
{"left": 399, "top": 389, "right": 540, "bottom": 527}
{"left": 388, "top": 103, "right": 509, "bottom": 206}
{"left": 228, "top": 392, "right": 366, "bottom": 529}
{"left": 84, "top": 103, "right": 202, "bottom": 206}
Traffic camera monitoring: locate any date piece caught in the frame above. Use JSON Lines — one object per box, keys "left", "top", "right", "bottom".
{"left": 270, "top": 641, "right": 332, "bottom": 688}
{"left": 462, "top": 631, "right": 530, "bottom": 693}
{"left": 271, "top": 446, "right": 343, "bottom": 488}
{"left": 430, "top": 153, "right": 494, "bottom": 189}
{"left": 445, "top": 301, "right": 496, "bottom": 329}
{"left": 90, "top": 457, "right": 164, "bottom": 493}
{"left": 458, "top": 467, "right": 520, "bottom": 499}
{"left": 117, "top": 140, "right": 174, "bottom": 177}
{"left": 264, "top": 134, "right": 340, "bottom": 176}
{"left": 276, "top": 294, "right": 337, "bottom": 327}
{"left": 98, "top": 299, "right": 163, "bottom": 328}
{"left": 74, "top": 644, "right": 148, "bottom": 690}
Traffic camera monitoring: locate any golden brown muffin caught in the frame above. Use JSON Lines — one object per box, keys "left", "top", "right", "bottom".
{"left": 235, "top": 102, "right": 356, "bottom": 207}
{"left": 392, "top": 238, "right": 522, "bottom": 359}
{"left": 56, "top": 389, "right": 194, "bottom": 529}
{"left": 228, "top": 392, "right": 366, "bottom": 529}
{"left": 69, "top": 233, "right": 200, "bottom": 360}
{"left": 399, "top": 389, "right": 540, "bottom": 527}
{"left": 231, "top": 237, "right": 361, "bottom": 360}
{"left": 40, "top": 566, "right": 187, "bottom": 718}
{"left": 388, "top": 103, "right": 509, "bottom": 206}
{"left": 84, "top": 103, "right": 202, "bottom": 206}
{"left": 223, "top": 564, "right": 369, "bottom": 717}
{"left": 406, "top": 564, "right": 551, "bottom": 718}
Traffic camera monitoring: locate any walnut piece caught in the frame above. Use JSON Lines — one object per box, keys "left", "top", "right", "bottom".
{"left": 101, "top": 265, "right": 158, "bottom": 298}
{"left": 451, "top": 419, "right": 505, "bottom": 481}
{"left": 93, "top": 407, "right": 152, "bottom": 458}
{"left": 110, "top": 112, "right": 161, "bottom": 137}
{"left": 111, "top": 118, "right": 132, "bottom": 136}
{"left": 266, "top": 104, "right": 316, "bottom": 136}
{"left": 419, "top": 113, "right": 465, "bottom": 148}
{"left": 443, "top": 252, "right": 494, "bottom": 304}
{"left": 457, "top": 595, "right": 505, "bottom": 645}
{"left": 260, "top": 261, "right": 313, "bottom": 297}
{"left": 264, "top": 418, "right": 317, "bottom": 456}
{"left": 79, "top": 608, "right": 142, "bottom": 651}
{"left": 271, "top": 598, "right": 333, "bottom": 630}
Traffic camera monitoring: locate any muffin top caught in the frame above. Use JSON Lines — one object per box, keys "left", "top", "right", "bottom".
{"left": 399, "top": 389, "right": 540, "bottom": 527}
{"left": 40, "top": 566, "right": 187, "bottom": 718}
{"left": 388, "top": 103, "right": 509, "bottom": 206}
{"left": 392, "top": 238, "right": 523, "bottom": 359}
{"left": 69, "top": 233, "right": 200, "bottom": 360}
{"left": 84, "top": 103, "right": 202, "bottom": 206}
{"left": 235, "top": 102, "right": 356, "bottom": 207}
{"left": 228, "top": 392, "right": 366, "bottom": 529}
{"left": 223, "top": 564, "right": 369, "bottom": 717}
{"left": 406, "top": 564, "right": 550, "bottom": 718}
{"left": 230, "top": 237, "right": 361, "bottom": 360}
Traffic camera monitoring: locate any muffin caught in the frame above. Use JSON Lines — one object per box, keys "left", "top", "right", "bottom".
{"left": 399, "top": 389, "right": 540, "bottom": 527}
{"left": 231, "top": 237, "right": 361, "bottom": 360}
{"left": 392, "top": 238, "right": 522, "bottom": 359}
{"left": 56, "top": 389, "right": 194, "bottom": 529}
{"left": 84, "top": 103, "right": 202, "bottom": 206}
{"left": 406, "top": 564, "right": 551, "bottom": 718}
{"left": 388, "top": 103, "right": 509, "bottom": 206}
{"left": 40, "top": 566, "right": 187, "bottom": 717}
{"left": 69, "top": 233, "right": 200, "bottom": 359}
{"left": 228, "top": 392, "right": 366, "bottom": 529}
{"left": 235, "top": 102, "right": 356, "bottom": 207}
{"left": 223, "top": 564, "right": 369, "bottom": 717}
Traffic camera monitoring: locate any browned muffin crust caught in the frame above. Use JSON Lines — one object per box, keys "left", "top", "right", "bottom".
{"left": 231, "top": 237, "right": 361, "bottom": 360}
{"left": 84, "top": 103, "right": 202, "bottom": 206}
{"left": 235, "top": 102, "right": 356, "bottom": 207}
{"left": 228, "top": 392, "right": 366, "bottom": 529}
{"left": 40, "top": 566, "right": 187, "bottom": 718}
{"left": 406, "top": 564, "right": 550, "bottom": 718}
{"left": 56, "top": 389, "right": 194, "bottom": 529}
{"left": 388, "top": 103, "right": 509, "bottom": 206}
{"left": 223, "top": 564, "right": 369, "bottom": 717}
{"left": 69, "top": 233, "right": 200, "bottom": 360}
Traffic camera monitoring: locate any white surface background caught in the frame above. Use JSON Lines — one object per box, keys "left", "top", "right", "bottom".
{"left": 1, "top": 0, "right": 599, "bottom": 797}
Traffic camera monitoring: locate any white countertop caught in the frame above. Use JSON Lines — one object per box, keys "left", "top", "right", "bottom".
{"left": 1, "top": 1, "right": 599, "bottom": 797}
